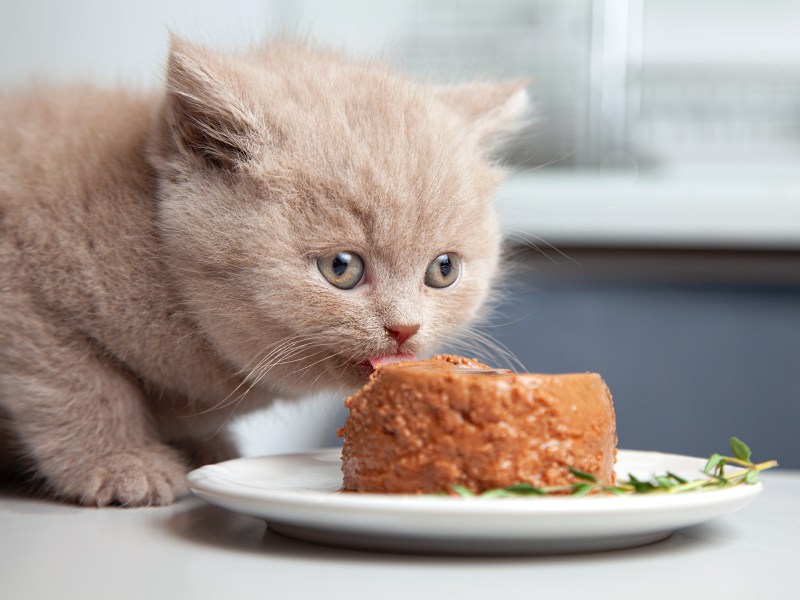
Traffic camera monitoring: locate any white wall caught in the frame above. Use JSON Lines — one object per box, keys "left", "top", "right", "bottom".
{"left": 642, "top": 0, "right": 800, "bottom": 68}
{"left": 0, "top": 0, "right": 421, "bottom": 87}
{"left": 0, "top": 0, "right": 274, "bottom": 86}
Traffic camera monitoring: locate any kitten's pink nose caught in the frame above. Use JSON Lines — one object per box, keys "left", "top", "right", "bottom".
{"left": 385, "top": 324, "right": 420, "bottom": 348}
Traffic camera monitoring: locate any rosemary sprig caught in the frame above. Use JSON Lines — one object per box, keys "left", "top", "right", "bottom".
{"left": 451, "top": 436, "right": 778, "bottom": 498}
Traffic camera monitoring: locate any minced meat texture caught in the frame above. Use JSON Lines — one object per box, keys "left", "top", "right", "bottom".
{"left": 340, "top": 355, "right": 617, "bottom": 494}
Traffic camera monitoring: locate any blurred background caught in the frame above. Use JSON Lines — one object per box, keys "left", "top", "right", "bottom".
{"left": 3, "top": 0, "right": 799, "bottom": 466}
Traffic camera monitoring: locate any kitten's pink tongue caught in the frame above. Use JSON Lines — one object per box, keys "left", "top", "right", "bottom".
{"left": 368, "top": 353, "right": 416, "bottom": 369}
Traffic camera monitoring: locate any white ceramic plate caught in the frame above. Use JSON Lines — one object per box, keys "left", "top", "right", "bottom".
{"left": 187, "top": 448, "right": 762, "bottom": 555}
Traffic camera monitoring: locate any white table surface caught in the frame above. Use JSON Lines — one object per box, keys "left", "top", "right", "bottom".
{"left": 2, "top": 471, "right": 798, "bottom": 600}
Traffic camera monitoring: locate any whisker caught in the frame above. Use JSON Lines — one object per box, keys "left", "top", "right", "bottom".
{"left": 504, "top": 232, "right": 560, "bottom": 265}
{"left": 504, "top": 228, "right": 581, "bottom": 266}
{"left": 189, "top": 337, "right": 324, "bottom": 417}
{"left": 196, "top": 342, "right": 332, "bottom": 438}
{"left": 250, "top": 347, "right": 329, "bottom": 390}
{"left": 438, "top": 326, "right": 527, "bottom": 373}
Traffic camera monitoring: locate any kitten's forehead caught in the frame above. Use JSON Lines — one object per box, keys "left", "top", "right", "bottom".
{"left": 276, "top": 141, "right": 496, "bottom": 267}
{"left": 270, "top": 93, "right": 495, "bottom": 238}
{"left": 243, "top": 47, "right": 503, "bottom": 266}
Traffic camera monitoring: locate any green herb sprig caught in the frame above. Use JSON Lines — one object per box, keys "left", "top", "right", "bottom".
{"left": 451, "top": 436, "right": 778, "bottom": 498}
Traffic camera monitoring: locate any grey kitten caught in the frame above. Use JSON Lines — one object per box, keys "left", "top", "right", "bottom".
{"left": 0, "top": 36, "right": 528, "bottom": 506}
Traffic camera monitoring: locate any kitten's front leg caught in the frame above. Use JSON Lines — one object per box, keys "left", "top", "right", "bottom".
{"left": 3, "top": 338, "right": 189, "bottom": 506}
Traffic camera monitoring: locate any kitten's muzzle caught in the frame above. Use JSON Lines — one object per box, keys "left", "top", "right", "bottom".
{"left": 385, "top": 324, "right": 420, "bottom": 348}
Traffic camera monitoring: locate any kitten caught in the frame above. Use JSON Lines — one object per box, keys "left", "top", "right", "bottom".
{"left": 0, "top": 36, "right": 528, "bottom": 506}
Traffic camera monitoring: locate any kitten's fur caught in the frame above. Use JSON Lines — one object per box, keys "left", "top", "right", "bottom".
{"left": 0, "top": 37, "right": 527, "bottom": 506}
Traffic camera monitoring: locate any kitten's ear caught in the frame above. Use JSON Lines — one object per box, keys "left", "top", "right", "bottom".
{"left": 165, "top": 36, "right": 263, "bottom": 170}
{"left": 436, "top": 80, "right": 531, "bottom": 152}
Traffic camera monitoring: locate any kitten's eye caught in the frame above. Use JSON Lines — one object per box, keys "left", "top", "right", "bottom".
{"left": 317, "top": 251, "right": 365, "bottom": 290}
{"left": 425, "top": 253, "right": 461, "bottom": 288}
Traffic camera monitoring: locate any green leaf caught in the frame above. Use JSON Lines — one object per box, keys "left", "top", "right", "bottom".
{"left": 666, "top": 471, "right": 688, "bottom": 484}
{"left": 480, "top": 488, "right": 511, "bottom": 498}
{"left": 625, "top": 474, "right": 658, "bottom": 493}
{"left": 745, "top": 470, "right": 759, "bottom": 484}
{"left": 730, "top": 437, "right": 752, "bottom": 462}
{"left": 451, "top": 485, "right": 474, "bottom": 497}
{"left": 571, "top": 483, "right": 594, "bottom": 497}
{"left": 655, "top": 475, "right": 676, "bottom": 489}
{"left": 704, "top": 453, "right": 724, "bottom": 474}
{"left": 567, "top": 466, "right": 597, "bottom": 482}
{"left": 603, "top": 486, "right": 627, "bottom": 496}
{"left": 502, "top": 483, "right": 548, "bottom": 496}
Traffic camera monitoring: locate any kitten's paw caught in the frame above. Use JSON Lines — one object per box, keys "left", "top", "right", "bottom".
{"left": 51, "top": 447, "right": 189, "bottom": 507}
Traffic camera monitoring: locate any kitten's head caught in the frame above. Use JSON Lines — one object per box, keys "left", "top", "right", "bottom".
{"left": 151, "top": 37, "right": 528, "bottom": 396}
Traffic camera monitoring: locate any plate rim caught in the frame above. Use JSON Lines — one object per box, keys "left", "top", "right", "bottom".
{"left": 187, "top": 447, "right": 764, "bottom": 553}
{"left": 187, "top": 447, "right": 763, "bottom": 515}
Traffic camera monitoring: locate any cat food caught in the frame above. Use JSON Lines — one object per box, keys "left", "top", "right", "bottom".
{"left": 339, "top": 355, "right": 617, "bottom": 494}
